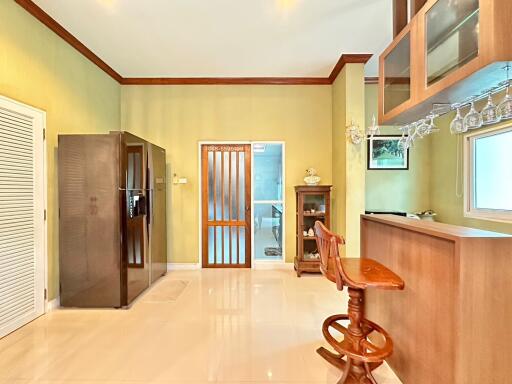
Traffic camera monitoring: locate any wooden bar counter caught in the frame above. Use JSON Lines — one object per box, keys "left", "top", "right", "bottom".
{"left": 361, "top": 214, "right": 512, "bottom": 384}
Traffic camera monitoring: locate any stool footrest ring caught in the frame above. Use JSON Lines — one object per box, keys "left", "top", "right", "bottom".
{"left": 322, "top": 314, "right": 394, "bottom": 363}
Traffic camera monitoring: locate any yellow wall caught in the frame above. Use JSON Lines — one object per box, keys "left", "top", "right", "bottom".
{"left": 331, "top": 64, "right": 366, "bottom": 257}
{"left": 365, "top": 84, "right": 431, "bottom": 213}
{"left": 331, "top": 69, "right": 347, "bottom": 245}
{"left": 121, "top": 85, "right": 333, "bottom": 264}
{"left": 1, "top": 1, "right": 369, "bottom": 300}
{"left": 0, "top": 1, "right": 121, "bottom": 300}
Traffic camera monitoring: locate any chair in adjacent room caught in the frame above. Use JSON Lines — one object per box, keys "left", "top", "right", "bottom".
{"left": 314, "top": 221, "right": 404, "bottom": 384}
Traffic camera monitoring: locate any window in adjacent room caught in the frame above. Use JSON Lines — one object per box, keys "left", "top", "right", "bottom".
{"left": 465, "top": 126, "right": 512, "bottom": 221}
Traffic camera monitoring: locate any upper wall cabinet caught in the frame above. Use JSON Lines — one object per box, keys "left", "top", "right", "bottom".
{"left": 379, "top": 0, "right": 512, "bottom": 125}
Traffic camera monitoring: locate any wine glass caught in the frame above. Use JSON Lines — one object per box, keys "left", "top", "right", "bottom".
{"left": 463, "top": 102, "right": 483, "bottom": 130}
{"left": 481, "top": 94, "right": 501, "bottom": 125}
{"left": 402, "top": 134, "right": 413, "bottom": 150}
{"left": 398, "top": 132, "right": 407, "bottom": 149}
{"left": 418, "top": 119, "right": 435, "bottom": 137}
{"left": 366, "top": 114, "right": 381, "bottom": 138}
{"left": 498, "top": 84, "right": 512, "bottom": 120}
{"left": 409, "top": 122, "right": 420, "bottom": 143}
{"left": 424, "top": 115, "right": 440, "bottom": 135}
{"left": 450, "top": 107, "right": 464, "bottom": 134}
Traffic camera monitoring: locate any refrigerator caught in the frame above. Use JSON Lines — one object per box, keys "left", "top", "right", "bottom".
{"left": 58, "top": 132, "right": 167, "bottom": 308}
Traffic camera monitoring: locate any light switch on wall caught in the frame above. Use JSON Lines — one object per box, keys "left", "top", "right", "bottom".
{"left": 172, "top": 173, "right": 188, "bottom": 184}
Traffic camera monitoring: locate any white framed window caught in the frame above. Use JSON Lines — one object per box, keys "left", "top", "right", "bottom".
{"left": 464, "top": 126, "right": 512, "bottom": 222}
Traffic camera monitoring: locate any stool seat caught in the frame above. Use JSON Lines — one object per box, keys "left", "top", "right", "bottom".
{"left": 339, "top": 258, "right": 404, "bottom": 291}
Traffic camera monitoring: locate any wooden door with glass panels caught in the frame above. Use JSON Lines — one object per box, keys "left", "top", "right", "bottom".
{"left": 201, "top": 144, "right": 251, "bottom": 268}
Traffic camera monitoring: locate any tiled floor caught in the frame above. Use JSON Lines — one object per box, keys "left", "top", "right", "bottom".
{"left": 0, "top": 269, "right": 402, "bottom": 384}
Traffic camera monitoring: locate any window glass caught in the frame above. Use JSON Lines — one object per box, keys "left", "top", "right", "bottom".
{"left": 426, "top": 0, "right": 479, "bottom": 86}
{"left": 384, "top": 33, "right": 411, "bottom": 113}
{"left": 473, "top": 130, "right": 512, "bottom": 211}
{"left": 253, "top": 143, "right": 284, "bottom": 261}
{"left": 253, "top": 144, "right": 283, "bottom": 201}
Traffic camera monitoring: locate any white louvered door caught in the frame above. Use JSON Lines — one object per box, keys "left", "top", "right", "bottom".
{"left": 0, "top": 95, "right": 46, "bottom": 339}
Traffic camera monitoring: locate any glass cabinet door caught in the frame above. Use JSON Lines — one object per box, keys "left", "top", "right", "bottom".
{"left": 301, "top": 194, "right": 327, "bottom": 261}
{"left": 426, "top": 0, "right": 479, "bottom": 86}
{"left": 383, "top": 32, "right": 411, "bottom": 114}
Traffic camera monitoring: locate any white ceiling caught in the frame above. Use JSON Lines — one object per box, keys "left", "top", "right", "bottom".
{"left": 33, "top": 0, "right": 392, "bottom": 78}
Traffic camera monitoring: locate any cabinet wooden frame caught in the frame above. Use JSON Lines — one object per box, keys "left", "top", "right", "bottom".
{"left": 294, "top": 185, "right": 332, "bottom": 277}
{"left": 200, "top": 144, "right": 252, "bottom": 268}
{"left": 379, "top": 0, "right": 512, "bottom": 125}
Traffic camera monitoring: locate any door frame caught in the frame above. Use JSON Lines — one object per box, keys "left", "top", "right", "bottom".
{"left": 198, "top": 141, "right": 251, "bottom": 268}
{"left": 0, "top": 95, "right": 48, "bottom": 318}
{"left": 197, "top": 141, "right": 286, "bottom": 268}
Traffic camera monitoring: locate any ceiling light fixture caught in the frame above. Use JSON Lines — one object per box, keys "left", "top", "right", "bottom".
{"left": 276, "top": 0, "right": 298, "bottom": 11}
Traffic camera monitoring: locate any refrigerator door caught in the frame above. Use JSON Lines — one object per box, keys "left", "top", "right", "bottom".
{"left": 148, "top": 144, "right": 167, "bottom": 283}
{"left": 119, "top": 132, "right": 150, "bottom": 305}
{"left": 58, "top": 134, "right": 122, "bottom": 307}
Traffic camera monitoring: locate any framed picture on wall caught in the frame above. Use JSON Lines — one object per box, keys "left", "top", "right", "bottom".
{"left": 367, "top": 135, "right": 409, "bottom": 170}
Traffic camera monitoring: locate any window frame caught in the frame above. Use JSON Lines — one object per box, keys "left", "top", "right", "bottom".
{"left": 464, "top": 125, "right": 512, "bottom": 223}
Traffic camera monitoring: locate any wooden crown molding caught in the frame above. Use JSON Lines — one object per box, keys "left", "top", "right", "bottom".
{"left": 15, "top": 0, "right": 123, "bottom": 83}
{"left": 15, "top": 0, "right": 373, "bottom": 86}
{"left": 328, "top": 54, "right": 373, "bottom": 84}
{"left": 121, "top": 77, "right": 331, "bottom": 85}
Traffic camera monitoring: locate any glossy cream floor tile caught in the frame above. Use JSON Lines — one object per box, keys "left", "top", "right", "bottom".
{"left": 0, "top": 269, "right": 402, "bottom": 384}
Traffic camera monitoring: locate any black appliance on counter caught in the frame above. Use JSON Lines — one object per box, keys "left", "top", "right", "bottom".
{"left": 365, "top": 210, "right": 407, "bottom": 217}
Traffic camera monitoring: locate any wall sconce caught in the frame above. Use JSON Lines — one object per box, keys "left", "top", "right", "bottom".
{"left": 346, "top": 120, "right": 364, "bottom": 145}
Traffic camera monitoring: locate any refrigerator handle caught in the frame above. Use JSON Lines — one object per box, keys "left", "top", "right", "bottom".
{"left": 147, "top": 190, "right": 152, "bottom": 225}
{"left": 146, "top": 165, "right": 151, "bottom": 225}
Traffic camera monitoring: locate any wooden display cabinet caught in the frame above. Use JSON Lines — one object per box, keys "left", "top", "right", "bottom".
{"left": 294, "top": 185, "right": 331, "bottom": 277}
{"left": 379, "top": 0, "right": 512, "bottom": 125}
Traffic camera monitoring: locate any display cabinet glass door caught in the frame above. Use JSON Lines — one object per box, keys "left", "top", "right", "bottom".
{"left": 253, "top": 143, "right": 284, "bottom": 262}
{"left": 383, "top": 32, "right": 411, "bottom": 114}
{"left": 300, "top": 194, "right": 327, "bottom": 261}
{"left": 201, "top": 144, "right": 251, "bottom": 268}
{"left": 426, "top": 0, "right": 479, "bottom": 86}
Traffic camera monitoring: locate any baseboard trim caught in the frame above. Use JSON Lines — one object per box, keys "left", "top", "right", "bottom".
{"left": 167, "top": 263, "right": 201, "bottom": 271}
{"left": 253, "top": 262, "right": 294, "bottom": 270}
{"left": 166, "top": 262, "right": 293, "bottom": 270}
{"left": 46, "top": 296, "right": 60, "bottom": 312}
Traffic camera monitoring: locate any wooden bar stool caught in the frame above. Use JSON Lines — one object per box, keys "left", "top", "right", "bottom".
{"left": 314, "top": 221, "right": 404, "bottom": 384}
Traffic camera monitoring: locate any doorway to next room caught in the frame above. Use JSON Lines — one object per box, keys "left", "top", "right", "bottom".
{"left": 200, "top": 142, "right": 285, "bottom": 268}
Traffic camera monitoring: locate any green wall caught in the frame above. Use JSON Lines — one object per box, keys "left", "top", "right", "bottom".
{"left": 365, "top": 84, "right": 431, "bottom": 214}
{"left": 0, "top": 0, "right": 121, "bottom": 299}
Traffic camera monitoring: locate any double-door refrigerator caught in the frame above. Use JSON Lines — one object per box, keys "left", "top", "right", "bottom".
{"left": 58, "top": 132, "right": 167, "bottom": 307}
